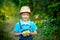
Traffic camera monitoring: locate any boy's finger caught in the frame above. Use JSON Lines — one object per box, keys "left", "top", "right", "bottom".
{"left": 27, "top": 34, "right": 30, "bottom": 36}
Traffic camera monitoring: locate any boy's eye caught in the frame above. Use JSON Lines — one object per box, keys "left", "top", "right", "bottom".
{"left": 21, "top": 13, "right": 29, "bottom": 16}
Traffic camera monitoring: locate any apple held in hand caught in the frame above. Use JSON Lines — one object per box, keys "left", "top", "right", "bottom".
{"left": 22, "top": 30, "right": 30, "bottom": 35}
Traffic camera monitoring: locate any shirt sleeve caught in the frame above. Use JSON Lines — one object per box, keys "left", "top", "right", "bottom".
{"left": 31, "top": 22, "right": 37, "bottom": 32}
{"left": 13, "top": 23, "right": 20, "bottom": 33}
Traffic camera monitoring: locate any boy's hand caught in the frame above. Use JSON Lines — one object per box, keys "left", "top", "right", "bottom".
{"left": 22, "top": 33, "right": 30, "bottom": 37}
{"left": 22, "top": 33, "right": 27, "bottom": 37}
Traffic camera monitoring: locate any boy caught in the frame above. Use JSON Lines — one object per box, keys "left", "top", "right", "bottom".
{"left": 13, "top": 6, "right": 37, "bottom": 40}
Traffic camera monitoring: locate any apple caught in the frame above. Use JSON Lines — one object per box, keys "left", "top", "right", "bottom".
{"left": 22, "top": 30, "right": 30, "bottom": 35}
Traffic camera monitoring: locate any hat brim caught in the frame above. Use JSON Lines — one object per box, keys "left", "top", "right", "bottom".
{"left": 19, "top": 12, "right": 31, "bottom": 15}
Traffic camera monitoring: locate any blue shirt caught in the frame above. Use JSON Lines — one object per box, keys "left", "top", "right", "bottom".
{"left": 13, "top": 19, "right": 37, "bottom": 33}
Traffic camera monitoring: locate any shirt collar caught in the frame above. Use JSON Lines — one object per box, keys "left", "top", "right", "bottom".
{"left": 19, "top": 19, "right": 31, "bottom": 25}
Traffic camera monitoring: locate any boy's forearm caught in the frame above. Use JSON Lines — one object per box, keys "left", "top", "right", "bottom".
{"left": 30, "top": 32, "right": 37, "bottom": 35}
{"left": 30, "top": 31, "right": 37, "bottom": 36}
{"left": 14, "top": 32, "right": 21, "bottom": 36}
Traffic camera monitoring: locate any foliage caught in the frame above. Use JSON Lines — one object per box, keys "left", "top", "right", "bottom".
{"left": 0, "top": 0, "right": 60, "bottom": 40}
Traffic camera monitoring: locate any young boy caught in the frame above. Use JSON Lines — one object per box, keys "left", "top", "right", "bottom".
{"left": 13, "top": 6, "right": 37, "bottom": 40}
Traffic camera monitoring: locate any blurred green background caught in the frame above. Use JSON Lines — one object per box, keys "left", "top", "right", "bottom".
{"left": 0, "top": 0, "right": 60, "bottom": 40}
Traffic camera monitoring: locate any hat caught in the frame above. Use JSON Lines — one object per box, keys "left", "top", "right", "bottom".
{"left": 20, "top": 6, "right": 31, "bottom": 14}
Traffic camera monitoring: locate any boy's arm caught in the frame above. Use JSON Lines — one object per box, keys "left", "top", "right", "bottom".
{"left": 30, "top": 30, "right": 37, "bottom": 36}
{"left": 14, "top": 32, "right": 21, "bottom": 36}
{"left": 30, "top": 22, "right": 37, "bottom": 36}
{"left": 13, "top": 23, "right": 21, "bottom": 36}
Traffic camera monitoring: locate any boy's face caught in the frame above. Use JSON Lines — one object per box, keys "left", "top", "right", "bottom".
{"left": 21, "top": 13, "right": 30, "bottom": 21}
